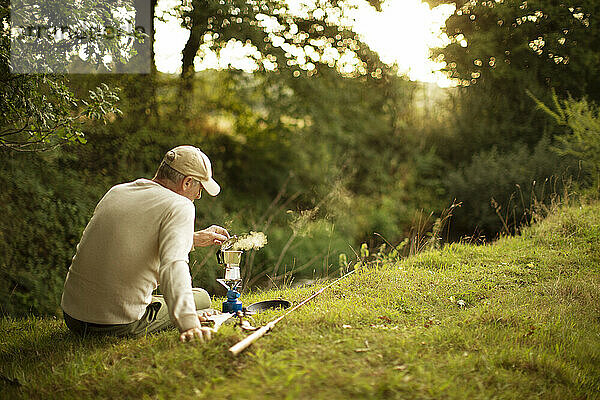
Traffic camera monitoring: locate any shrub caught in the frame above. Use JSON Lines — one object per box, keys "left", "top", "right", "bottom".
{"left": 445, "top": 138, "right": 579, "bottom": 238}
{"left": 531, "top": 92, "right": 600, "bottom": 190}
{"left": 0, "top": 152, "right": 100, "bottom": 316}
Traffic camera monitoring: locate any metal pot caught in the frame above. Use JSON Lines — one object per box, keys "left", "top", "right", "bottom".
{"left": 216, "top": 249, "right": 243, "bottom": 266}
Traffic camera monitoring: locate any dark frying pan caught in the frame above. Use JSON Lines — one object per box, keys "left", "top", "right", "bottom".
{"left": 245, "top": 299, "right": 291, "bottom": 314}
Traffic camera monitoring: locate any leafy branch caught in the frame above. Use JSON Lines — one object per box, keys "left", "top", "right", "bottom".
{"left": 0, "top": 81, "right": 121, "bottom": 152}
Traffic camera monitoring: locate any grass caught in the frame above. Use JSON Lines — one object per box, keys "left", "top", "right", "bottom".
{"left": 1, "top": 201, "right": 600, "bottom": 399}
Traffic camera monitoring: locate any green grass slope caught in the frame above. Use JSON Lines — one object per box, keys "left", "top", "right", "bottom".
{"left": 1, "top": 202, "right": 600, "bottom": 399}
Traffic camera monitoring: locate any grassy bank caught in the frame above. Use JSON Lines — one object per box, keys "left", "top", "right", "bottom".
{"left": 1, "top": 202, "right": 599, "bottom": 399}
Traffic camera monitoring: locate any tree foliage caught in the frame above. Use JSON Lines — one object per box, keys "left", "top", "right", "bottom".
{"left": 173, "top": 0, "right": 389, "bottom": 81}
{"left": 0, "top": 76, "right": 121, "bottom": 151}
{"left": 532, "top": 92, "right": 600, "bottom": 187}
{"left": 0, "top": 0, "right": 136, "bottom": 151}
{"left": 417, "top": 0, "right": 597, "bottom": 236}
{"left": 430, "top": 0, "right": 600, "bottom": 100}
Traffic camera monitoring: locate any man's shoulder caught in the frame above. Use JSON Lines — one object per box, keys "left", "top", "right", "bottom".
{"left": 109, "top": 179, "right": 171, "bottom": 198}
{"left": 104, "top": 178, "right": 145, "bottom": 196}
{"left": 104, "top": 179, "right": 193, "bottom": 211}
{"left": 110, "top": 178, "right": 152, "bottom": 191}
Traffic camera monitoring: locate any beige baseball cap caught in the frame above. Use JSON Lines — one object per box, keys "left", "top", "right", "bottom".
{"left": 163, "top": 145, "right": 221, "bottom": 196}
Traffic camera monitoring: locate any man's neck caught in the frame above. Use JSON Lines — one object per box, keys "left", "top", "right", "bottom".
{"left": 152, "top": 178, "right": 176, "bottom": 192}
{"left": 152, "top": 177, "right": 196, "bottom": 202}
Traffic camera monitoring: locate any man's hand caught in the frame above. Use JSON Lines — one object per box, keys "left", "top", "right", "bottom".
{"left": 179, "top": 326, "right": 214, "bottom": 343}
{"left": 194, "top": 225, "right": 230, "bottom": 247}
{"left": 179, "top": 309, "right": 219, "bottom": 342}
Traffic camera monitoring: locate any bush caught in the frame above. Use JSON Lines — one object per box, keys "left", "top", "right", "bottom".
{"left": 532, "top": 92, "right": 600, "bottom": 190}
{"left": 0, "top": 152, "right": 100, "bottom": 316}
{"left": 445, "top": 138, "right": 579, "bottom": 238}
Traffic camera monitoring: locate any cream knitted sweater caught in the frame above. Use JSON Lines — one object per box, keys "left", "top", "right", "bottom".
{"left": 61, "top": 179, "right": 200, "bottom": 332}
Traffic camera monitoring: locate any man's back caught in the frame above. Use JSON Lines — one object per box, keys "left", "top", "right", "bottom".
{"left": 61, "top": 178, "right": 195, "bottom": 324}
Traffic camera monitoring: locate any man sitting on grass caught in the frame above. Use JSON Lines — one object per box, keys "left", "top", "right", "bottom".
{"left": 61, "top": 145, "right": 229, "bottom": 343}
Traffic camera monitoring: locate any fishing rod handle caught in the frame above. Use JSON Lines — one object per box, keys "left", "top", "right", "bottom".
{"left": 229, "top": 323, "right": 273, "bottom": 356}
{"left": 229, "top": 269, "right": 356, "bottom": 356}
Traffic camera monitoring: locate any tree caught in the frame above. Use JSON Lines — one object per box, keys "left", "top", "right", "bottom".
{"left": 0, "top": 0, "right": 156, "bottom": 151}
{"left": 419, "top": 0, "right": 600, "bottom": 162}
{"left": 0, "top": 73, "right": 121, "bottom": 151}
{"left": 171, "top": 0, "right": 388, "bottom": 97}
{"left": 412, "top": 0, "right": 598, "bottom": 237}
{"left": 429, "top": 0, "right": 600, "bottom": 100}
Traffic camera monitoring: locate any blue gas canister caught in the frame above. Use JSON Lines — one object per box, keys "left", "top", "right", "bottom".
{"left": 223, "top": 289, "right": 243, "bottom": 313}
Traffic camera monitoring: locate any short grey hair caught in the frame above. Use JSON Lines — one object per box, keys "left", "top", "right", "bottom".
{"left": 154, "top": 160, "right": 186, "bottom": 185}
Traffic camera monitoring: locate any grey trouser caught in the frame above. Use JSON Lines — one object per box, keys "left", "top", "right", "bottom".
{"left": 63, "top": 288, "right": 212, "bottom": 338}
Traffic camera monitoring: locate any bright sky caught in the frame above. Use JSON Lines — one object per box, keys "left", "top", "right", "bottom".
{"left": 154, "top": 0, "right": 455, "bottom": 87}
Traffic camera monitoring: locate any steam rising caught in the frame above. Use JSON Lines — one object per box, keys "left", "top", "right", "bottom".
{"left": 231, "top": 231, "right": 268, "bottom": 251}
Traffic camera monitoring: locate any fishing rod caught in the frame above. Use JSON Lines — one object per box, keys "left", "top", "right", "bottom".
{"left": 229, "top": 268, "right": 356, "bottom": 356}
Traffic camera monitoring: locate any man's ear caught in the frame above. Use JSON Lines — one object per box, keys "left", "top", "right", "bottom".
{"left": 181, "top": 176, "right": 194, "bottom": 190}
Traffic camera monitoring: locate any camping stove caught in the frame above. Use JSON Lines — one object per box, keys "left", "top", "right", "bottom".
{"left": 216, "top": 237, "right": 243, "bottom": 313}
